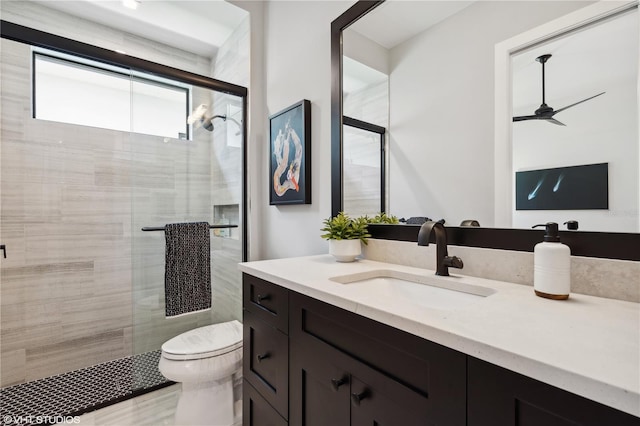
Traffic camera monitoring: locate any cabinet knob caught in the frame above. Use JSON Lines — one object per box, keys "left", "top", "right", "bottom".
{"left": 330, "top": 377, "right": 348, "bottom": 391}
{"left": 256, "top": 294, "right": 270, "bottom": 304}
{"left": 257, "top": 352, "right": 270, "bottom": 363}
{"left": 351, "top": 390, "right": 370, "bottom": 406}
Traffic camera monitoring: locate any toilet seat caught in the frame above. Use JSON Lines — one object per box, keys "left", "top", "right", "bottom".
{"left": 161, "top": 320, "right": 243, "bottom": 361}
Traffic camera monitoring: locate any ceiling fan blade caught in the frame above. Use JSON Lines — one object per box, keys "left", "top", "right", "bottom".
{"left": 513, "top": 115, "right": 540, "bottom": 122}
{"left": 546, "top": 118, "right": 566, "bottom": 126}
{"left": 554, "top": 92, "right": 605, "bottom": 114}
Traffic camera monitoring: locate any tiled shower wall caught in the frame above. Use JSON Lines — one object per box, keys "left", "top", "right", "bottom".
{"left": 0, "top": 2, "right": 248, "bottom": 386}
{"left": 1, "top": 37, "right": 135, "bottom": 386}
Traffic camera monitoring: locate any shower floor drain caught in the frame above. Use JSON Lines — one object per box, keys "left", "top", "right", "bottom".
{"left": 0, "top": 350, "right": 172, "bottom": 425}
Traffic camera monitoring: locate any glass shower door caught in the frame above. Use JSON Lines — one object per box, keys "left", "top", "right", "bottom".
{"left": 129, "top": 73, "right": 245, "bottom": 389}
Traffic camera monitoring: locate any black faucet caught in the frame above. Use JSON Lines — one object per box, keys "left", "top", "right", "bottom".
{"left": 417, "top": 221, "right": 463, "bottom": 276}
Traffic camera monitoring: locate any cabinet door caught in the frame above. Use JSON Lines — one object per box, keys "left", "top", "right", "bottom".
{"left": 244, "top": 309, "right": 289, "bottom": 419}
{"left": 468, "top": 357, "right": 640, "bottom": 426}
{"left": 290, "top": 333, "right": 431, "bottom": 426}
{"left": 244, "top": 380, "right": 288, "bottom": 426}
{"left": 350, "top": 376, "right": 429, "bottom": 426}
{"left": 289, "top": 341, "right": 350, "bottom": 426}
{"left": 290, "top": 292, "right": 466, "bottom": 425}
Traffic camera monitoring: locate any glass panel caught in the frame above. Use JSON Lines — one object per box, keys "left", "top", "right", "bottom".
{"left": 1, "top": 38, "right": 245, "bottom": 408}
{"left": 343, "top": 124, "right": 382, "bottom": 217}
{"left": 131, "top": 78, "right": 245, "bottom": 355}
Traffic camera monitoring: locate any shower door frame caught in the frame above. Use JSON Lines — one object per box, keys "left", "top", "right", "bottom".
{"left": 0, "top": 20, "right": 250, "bottom": 261}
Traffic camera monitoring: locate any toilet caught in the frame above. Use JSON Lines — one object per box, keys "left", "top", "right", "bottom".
{"left": 158, "top": 320, "right": 243, "bottom": 426}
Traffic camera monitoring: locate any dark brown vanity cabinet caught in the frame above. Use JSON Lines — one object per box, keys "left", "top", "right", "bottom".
{"left": 467, "top": 357, "right": 640, "bottom": 426}
{"left": 242, "top": 273, "right": 639, "bottom": 426}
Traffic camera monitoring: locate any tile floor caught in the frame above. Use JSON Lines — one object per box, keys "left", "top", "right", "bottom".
{"left": 0, "top": 350, "right": 170, "bottom": 425}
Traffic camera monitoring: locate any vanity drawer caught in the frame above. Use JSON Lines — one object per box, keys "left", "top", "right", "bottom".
{"left": 243, "top": 273, "right": 288, "bottom": 333}
{"left": 289, "top": 292, "right": 466, "bottom": 425}
{"left": 243, "top": 380, "right": 288, "bottom": 426}
{"left": 243, "top": 309, "right": 289, "bottom": 419}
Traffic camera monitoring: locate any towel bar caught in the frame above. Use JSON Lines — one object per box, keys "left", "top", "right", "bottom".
{"left": 141, "top": 225, "right": 239, "bottom": 232}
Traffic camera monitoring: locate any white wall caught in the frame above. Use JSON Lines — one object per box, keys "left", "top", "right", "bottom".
{"left": 259, "top": 0, "right": 354, "bottom": 260}
{"left": 229, "top": 1, "right": 266, "bottom": 261}
{"left": 343, "top": 29, "right": 389, "bottom": 75}
{"left": 388, "top": 1, "right": 591, "bottom": 227}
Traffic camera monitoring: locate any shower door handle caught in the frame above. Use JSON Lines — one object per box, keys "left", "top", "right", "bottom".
{"left": 0, "top": 245, "right": 5, "bottom": 258}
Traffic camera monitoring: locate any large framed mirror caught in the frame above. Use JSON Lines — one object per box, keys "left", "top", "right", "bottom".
{"left": 331, "top": 0, "right": 640, "bottom": 260}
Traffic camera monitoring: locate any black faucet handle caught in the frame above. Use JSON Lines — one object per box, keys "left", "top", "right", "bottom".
{"left": 443, "top": 255, "right": 463, "bottom": 269}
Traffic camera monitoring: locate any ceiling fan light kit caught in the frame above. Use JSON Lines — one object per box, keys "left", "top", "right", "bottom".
{"left": 513, "top": 53, "right": 605, "bottom": 126}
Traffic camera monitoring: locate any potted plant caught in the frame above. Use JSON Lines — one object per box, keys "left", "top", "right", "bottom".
{"left": 321, "top": 212, "right": 371, "bottom": 262}
{"left": 363, "top": 212, "right": 400, "bottom": 224}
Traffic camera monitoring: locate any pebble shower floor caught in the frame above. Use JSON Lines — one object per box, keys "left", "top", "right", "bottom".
{"left": 0, "top": 350, "right": 172, "bottom": 426}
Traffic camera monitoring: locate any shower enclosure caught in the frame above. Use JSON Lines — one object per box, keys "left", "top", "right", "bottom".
{"left": 0, "top": 10, "right": 247, "bottom": 419}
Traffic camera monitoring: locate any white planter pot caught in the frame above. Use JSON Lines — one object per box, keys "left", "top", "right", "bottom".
{"left": 329, "top": 239, "right": 362, "bottom": 262}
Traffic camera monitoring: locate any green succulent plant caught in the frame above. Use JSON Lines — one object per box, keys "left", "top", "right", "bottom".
{"left": 364, "top": 212, "right": 400, "bottom": 224}
{"left": 321, "top": 212, "right": 371, "bottom": 245}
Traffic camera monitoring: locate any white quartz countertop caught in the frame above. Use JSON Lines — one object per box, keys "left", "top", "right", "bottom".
{"left": 239, "top": 255, "right": 640, "bottom": 417}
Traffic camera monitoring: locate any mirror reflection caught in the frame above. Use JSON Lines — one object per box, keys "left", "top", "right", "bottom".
{"left": 511, "top": 9, "right": 638, "bottom": 232}
{"left": 342, "top": 57, "right": 388, "bottom": 216}
{"left": 343, "top": 120, "right": 386, "bottom": 216}
{"left": 341, "top": 0, "right": 639, "bottom": 232}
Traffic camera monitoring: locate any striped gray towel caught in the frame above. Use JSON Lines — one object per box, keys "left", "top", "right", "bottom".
{"left": 164, "top": 222, "right": 211, "bottom": 317}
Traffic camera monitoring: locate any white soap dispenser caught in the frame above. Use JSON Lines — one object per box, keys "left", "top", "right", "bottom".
{"left": 532, "top": 222, "right": 571, "bottom": 300}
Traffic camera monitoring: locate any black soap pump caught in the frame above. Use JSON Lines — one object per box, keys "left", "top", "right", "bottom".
{"left": 532, "top": 223, "right": 571, "bottom": 300}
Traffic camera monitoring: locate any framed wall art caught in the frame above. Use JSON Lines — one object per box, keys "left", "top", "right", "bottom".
{"left": 269, "top": 99, "right": 311, "bottom": 205}
{"left": 516, "top": 163, "right": 608, "bottom": 210}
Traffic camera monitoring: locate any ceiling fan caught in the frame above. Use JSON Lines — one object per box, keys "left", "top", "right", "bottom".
{"left": 512, "top": 54, "right": 605, "bottom": 126}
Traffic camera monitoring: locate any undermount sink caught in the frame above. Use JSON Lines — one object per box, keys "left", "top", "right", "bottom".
{"left": 330, "top": 269, "right": 496, "bottom": 310}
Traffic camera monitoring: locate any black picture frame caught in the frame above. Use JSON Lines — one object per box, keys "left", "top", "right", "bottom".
{"left": 269, "top": 99, "right": 311, "bottom": 205}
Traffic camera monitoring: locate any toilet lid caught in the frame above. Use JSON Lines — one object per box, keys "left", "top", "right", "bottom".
{"left": 161, "top": 320, "right": 243, "bottom": 361}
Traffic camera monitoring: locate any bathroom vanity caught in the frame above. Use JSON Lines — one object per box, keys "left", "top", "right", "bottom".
{"left": 240, "top": 255, "right": 640, "bottom": 425}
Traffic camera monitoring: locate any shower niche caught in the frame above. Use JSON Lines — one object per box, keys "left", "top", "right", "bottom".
{"left": 213, "top": 204, "right": 240, "bottom": 239}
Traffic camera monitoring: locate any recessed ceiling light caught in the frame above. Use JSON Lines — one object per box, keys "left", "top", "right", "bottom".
{"left": 114, "top": 49, "right": 127, "bottom": 55}
{"left": 122, "top": 0, "right": 140, "bottom": 10}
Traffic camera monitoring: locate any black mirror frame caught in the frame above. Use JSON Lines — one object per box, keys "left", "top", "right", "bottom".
{"left": 330, "top": 0, "right": 640, "bottom": 261}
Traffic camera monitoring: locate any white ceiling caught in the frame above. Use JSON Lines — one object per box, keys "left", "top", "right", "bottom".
{"left": 32, "top": 0, "right": 248, "bottom": 57}
{"left": 348, "top": 0, "right": 475, "bottom": 50}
